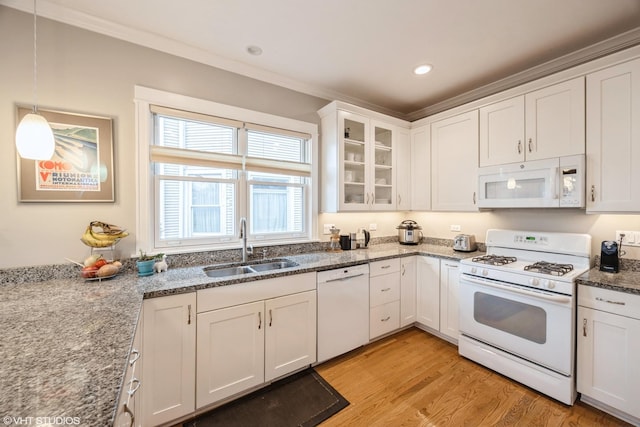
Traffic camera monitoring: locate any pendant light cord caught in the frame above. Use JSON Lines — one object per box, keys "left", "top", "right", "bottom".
{"left": 32, "top": 0, "right": 38, "bottom": 114}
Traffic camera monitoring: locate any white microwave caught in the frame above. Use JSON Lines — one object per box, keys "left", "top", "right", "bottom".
{"left": 477, "top": 155, "right": 585, "bottom": 208}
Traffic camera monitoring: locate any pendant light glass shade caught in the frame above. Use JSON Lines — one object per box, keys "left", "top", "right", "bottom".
{"left": 16, "top": 112, "right": 55, "bottom": 160}
{"left": 16, "top": 0, "right": 55, "bottom": 160}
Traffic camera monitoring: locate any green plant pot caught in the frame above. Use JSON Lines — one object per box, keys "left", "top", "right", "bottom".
{"left": 136, "top": 259, "right": 155, "bottom": 277}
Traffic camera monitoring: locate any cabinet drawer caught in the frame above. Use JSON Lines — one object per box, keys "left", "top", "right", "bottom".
{"left": 370, "top": 258, "right": 400, "bottom": 277}
{"left": 370, "top": 301, "right": 400, "bottom": 339}
{"left": 578, "top": 285, "right": 640, "bottom": 319}
{"left": 370, "top": 275, "right": 400, "bottom": 307}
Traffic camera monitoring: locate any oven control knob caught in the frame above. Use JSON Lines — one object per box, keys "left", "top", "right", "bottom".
{"left": 471, "top": 267, "right": 477, "bottom": 274}
{"left": 482, "top": 269, "right": 489, "bottom": 277}
{"left": 528, "top": 278, "right": 540, "bottom": 286}
{"left": 547, "top": 280, "right": 556, "bottom": 289}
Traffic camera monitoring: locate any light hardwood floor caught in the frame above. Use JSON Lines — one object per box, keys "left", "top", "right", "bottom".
{"left": 315, "top": 327, "right": 631, "bottom": 426}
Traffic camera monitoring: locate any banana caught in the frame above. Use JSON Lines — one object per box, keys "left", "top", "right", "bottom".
{"left": 80, "top": 221, "right": 128, "bottom": 248}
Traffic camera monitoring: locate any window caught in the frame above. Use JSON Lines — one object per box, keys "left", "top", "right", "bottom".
{"left": 134, "top": 87, "right": 317, "bottom": 254}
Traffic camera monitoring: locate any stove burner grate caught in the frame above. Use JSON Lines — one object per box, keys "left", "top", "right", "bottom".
{"left": 471, "top": 255, "right": 517, "bottom": 266}
{"left": 524, "top": 261, "right": 574, "bottom": 276}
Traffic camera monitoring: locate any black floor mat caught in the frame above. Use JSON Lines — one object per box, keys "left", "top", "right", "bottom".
{"left": 184, "top": 368, "right": 349, "bottom": 427}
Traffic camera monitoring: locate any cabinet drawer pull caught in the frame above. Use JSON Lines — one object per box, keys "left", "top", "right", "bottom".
{"left": 595, "top": 297, "right": 625, "bottom": 305}
{"left": 258, "top": 312, "right": 262, "bottom": 330}
{"left": 128, "top": 349, "right": 140, "bottom": 366}
{"left": 381, "top": 287, "right": 391, "bottom": 292}
{"left": 381, "top": 316, "right": 391, "bottom": 322}
{"left": 123, "top": 403, "right": 134, "bottom": 427}
{"left": 128, "top": 377, "right": 141, "bottom": 396}
{"left": 381, "top": 265, "right": 391, "bottom": 269}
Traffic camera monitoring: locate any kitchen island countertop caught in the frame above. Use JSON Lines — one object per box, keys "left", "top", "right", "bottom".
{"left": 0, "top": 242, "right": 481, "bottom": 426}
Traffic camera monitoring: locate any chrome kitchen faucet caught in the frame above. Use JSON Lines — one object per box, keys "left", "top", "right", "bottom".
{"left": 239, "top": 217, "right": 253, "bottom": 263}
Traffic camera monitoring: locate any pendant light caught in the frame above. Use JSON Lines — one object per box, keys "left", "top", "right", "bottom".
{"left": 15, "top": 0, "right": 55, "bottom": 160}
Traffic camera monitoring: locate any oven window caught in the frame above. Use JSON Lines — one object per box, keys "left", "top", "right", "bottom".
{"left": 474, "top": 292, "right": 547, "bottom": 344}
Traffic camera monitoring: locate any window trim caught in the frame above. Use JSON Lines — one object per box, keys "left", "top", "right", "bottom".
{"left": 134, "top": 85, "right": 319, "bottom": 256}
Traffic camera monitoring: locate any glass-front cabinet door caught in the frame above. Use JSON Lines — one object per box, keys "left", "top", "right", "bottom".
{"left": 371, "top": 121, "right": 394, "bottom": 210}
{"left": 339, "top": 112, "right": 369, "bottom": 210}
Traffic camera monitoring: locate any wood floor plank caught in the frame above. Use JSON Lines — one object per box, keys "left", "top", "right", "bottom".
{"left": 315, "top": 327, "right": 631, "bottom": 427}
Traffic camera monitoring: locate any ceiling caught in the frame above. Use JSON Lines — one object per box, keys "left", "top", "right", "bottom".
{"left": 3, "top": 0, "right": 640, "bottom": 120}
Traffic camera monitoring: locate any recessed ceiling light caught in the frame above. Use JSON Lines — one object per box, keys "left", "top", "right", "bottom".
{"left": 414, "top": 64, "right": 433, "bottom": 75}
{"left": 246, "top": 45, "right": 263, "bottom": 56}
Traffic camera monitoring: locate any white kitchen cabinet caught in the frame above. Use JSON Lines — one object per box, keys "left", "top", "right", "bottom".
{"left": 395, "top": 128, "right": 412, "bottom": 211}
{"left": 400, "top": 256, "right": 417, "bottom": 327}
{"left": 410, "top": 125, "right": 431, "bottom": 211}
{"left": 318, "top": 101, "right": 410, "bottom": 212}
{"left": 196, "top": 273, "right": 316, "bottom": 409}
{"left": 196, "top": 301, "right": 265, "bottom": 407}
{"left": 416, "top": 256, "right": 440, "bottom": 331}
{"left": 264, "top": 290, "right": 317, "bottom": 382}
{"left": 114, "top": 317, "right": 142, "bottom": 427}
{"left": 586, "top": 58, "right": 640, "bottom": 213}
{"left": 369, "top": 258, "right": 401, "bottom": 339}
{"left": 140, "top": 292, "right": 196, "bottom": 427}
{"left": 431, "top": 110, "right": 479, "bottom": 211}
{"left": 577, "top": 285, "right": 640, "bottom": 424}
{"left": 439, "top": 261, "right": 460, "bottom": 341}
{"left": 479, "top": 78, "right": 585, "bottom": 167}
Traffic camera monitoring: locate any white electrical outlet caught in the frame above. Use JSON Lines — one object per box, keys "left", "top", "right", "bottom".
{"left": 369, "top": 223, "right": 377, "bottom": 231}
{"left": 616, "top": 230, "right": 640, "bottom": 247}
{"left": 323, "top": 224, "right": 335, "bottom": 235}
{"left": 450, "top": 225, "right": 461, "bottom": 232}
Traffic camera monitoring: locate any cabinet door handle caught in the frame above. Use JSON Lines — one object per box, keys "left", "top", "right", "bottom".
{"left": 473, "top": 191, "right": 476, "bottom": 205}
{"left": 365, "top": 193, "right": 369, "bottom": 205}
{"left": 128, "top": 349, "right": 140, "bottom": 366}
{"left": 583, "top": 318, "right": 587, "bottom": 337}
{"left": 596, "top": 297, "right": 625, "bottom": 306}
{"left": 187, "top": 304, "right": 192, "bottom": 325}
{"left": 128, "top": 377, "right": 141, "bottom": 397}
{"left": 401, "top": 264, "right": 405, "bottom": 276}
{"left": 591, "top": 185, "right": 595, "bottom": 202}
{"left": 381, "top": 316, "right": 391, "bottom": 322}
{"left": 528, "top": 138, "right": 533, "bottom": 152}
{"left": 123, "top": 403, "right": 134, "bottom": 427}
{"left": 398, "top": 194, "right": 401, "bottom": 205}
{"left": 258, "top": 312, "right": 262, "bottom": 330}
{"left": 269, "top": 309, "right": 273, "bottom": 327}
{"left": 517, "top": 140, "right": 522, "bottom": 154}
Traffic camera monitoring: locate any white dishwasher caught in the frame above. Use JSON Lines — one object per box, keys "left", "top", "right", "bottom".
{"left": 317, "top": 264, "right": 370, "bottom": 363}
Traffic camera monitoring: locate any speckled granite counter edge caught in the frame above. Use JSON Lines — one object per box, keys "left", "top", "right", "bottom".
{"left": 576, "top": 257, "right": 640, "bottom": 295}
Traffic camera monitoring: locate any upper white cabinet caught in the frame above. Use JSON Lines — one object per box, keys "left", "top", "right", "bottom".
{"left": 395, "top": 128, "right": 412, "bottom": 211}
{"left": 431, "top": 110, "right": 479, "bottom": 211}
{"left": 479, "top": 77, "right": 585, "bottom": 167}
{"left": 586, "top": 58, "right": 640, "bottom": 213}
{"left": 410, "top": 125, "right": 431, "bottom": 211}
{"left": 318, "top": 101, "right": 410, "bottom": 212}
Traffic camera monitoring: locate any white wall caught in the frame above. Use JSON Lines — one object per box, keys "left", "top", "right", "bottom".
{"left": 0, "top": 6, "right": 328, "bottom": 268}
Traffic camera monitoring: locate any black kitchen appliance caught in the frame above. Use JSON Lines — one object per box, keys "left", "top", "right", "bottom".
{"left": 599, "top": 240, "right": 619, "bottom": 273}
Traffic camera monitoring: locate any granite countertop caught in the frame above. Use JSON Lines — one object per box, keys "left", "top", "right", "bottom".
{"left": 0, "top": 242, "right": 481, "bottom": 426}
{"left": 576, "top": 266, "right": 640, "bottom": 295}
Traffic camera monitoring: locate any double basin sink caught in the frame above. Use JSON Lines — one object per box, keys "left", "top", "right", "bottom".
{"left": 204, "top": 258, "right": 299, "bottom": 278}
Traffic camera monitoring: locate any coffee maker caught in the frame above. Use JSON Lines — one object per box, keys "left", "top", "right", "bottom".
{"left": 599, "top": 240, "right": 619, "bottom": 273}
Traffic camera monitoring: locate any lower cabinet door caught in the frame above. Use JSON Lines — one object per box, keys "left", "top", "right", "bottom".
{"left": 439, "top": 261, "right": 460, "bottom": 341}
{"left": 265, "top": 291, "right": 317, "bottom": 382}
{"left": 196, "top": 301, "right": 265, "bottom": 408}
{"left": 141, "top": 293, "right": 196, "bottom": 426}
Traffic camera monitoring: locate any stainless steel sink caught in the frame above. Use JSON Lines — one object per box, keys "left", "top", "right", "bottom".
{"left": 250, "top": 260, "right": 298, "bottom": 272}
{"left": 203, "top": 258, "right": 298, "bottom": 278}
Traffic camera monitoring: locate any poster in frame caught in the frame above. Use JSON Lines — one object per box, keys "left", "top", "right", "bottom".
{"left": 16, "top": 106, "right": 115, "bottom": 202}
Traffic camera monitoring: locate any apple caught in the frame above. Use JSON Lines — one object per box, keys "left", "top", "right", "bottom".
{"left": 81, "top": 266, "right": 99, "bottom": 278}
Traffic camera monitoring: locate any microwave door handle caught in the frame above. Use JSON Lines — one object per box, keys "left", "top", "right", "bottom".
{"left": 551, "top": 167, "right": 559, "bottom": 200}
{"left": 462, "top": 275, "right": 572, "bottom": 304}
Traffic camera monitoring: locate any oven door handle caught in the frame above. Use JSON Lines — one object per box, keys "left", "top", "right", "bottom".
{"left": 461, "top": 275, "right": 572, "bottom": 304}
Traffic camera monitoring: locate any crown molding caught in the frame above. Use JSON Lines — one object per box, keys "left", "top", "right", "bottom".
{"left": 405, "top": 26, "right": 640, "bottom": 122}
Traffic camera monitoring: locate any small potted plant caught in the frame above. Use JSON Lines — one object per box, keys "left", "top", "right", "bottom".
{"left": 136, "top": 250, "right": 163, "bottom": 277}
